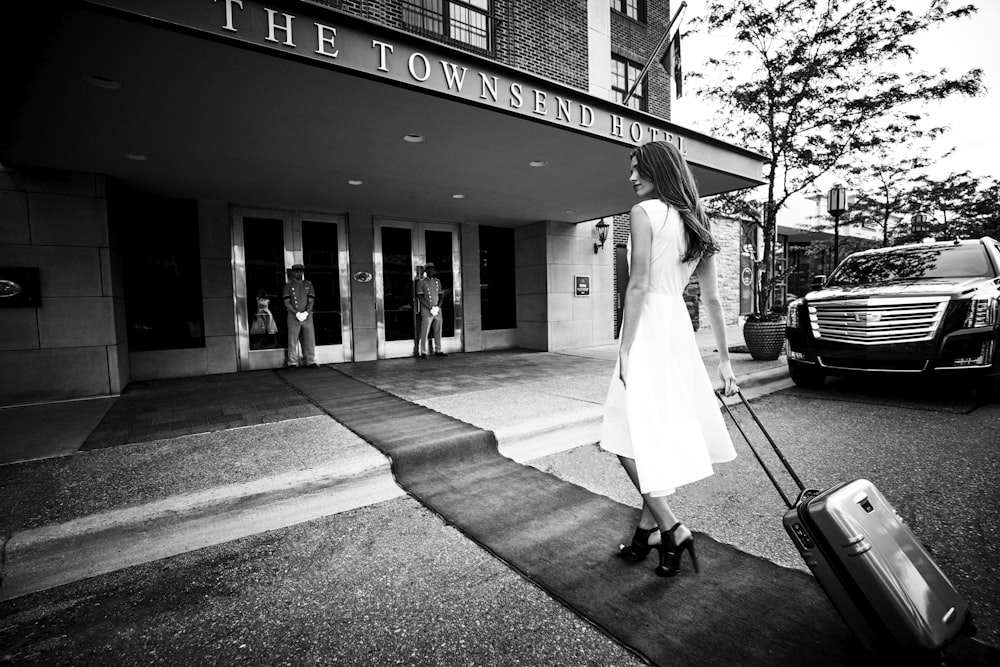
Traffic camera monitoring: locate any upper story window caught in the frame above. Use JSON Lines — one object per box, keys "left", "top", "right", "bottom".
{"left": 610, "top": 0, "right": 646, "bottom": 22}
{"left": 403, "top": 1, "right": 492, "bottom": 52}
{"left": 612, "top": 54, "right": 646, "bottom": 111}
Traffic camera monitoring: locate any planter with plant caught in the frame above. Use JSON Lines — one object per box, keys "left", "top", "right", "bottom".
{"left": 741, "top": 200, "right": 788, "bottom": 360}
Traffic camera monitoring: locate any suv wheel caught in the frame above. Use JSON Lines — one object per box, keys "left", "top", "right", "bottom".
{"left": 788, "top": 362, "right": 826, "bottom": 389}
{"left": 975, "top": 375, "right": 1000, "bottom": 403}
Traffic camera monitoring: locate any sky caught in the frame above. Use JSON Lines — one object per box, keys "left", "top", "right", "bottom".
{"left": 671, "top": 0, "right": 1000, "bottom": 185}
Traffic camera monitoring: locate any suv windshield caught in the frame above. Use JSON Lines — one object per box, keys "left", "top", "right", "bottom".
{"left": 829, "top": 244, "right": 994, "bottom": 286}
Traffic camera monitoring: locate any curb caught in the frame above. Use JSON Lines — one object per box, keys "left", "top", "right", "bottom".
{"left": 725, "top": 364, "right": 794, "bottom": 404}
{"left": 499, "top": 413, "right": 603, "bottom": 464}
{"left": 0, "top": 461, "right": 403, "bottom": 602}
{"left": 738, "top": 363, "right": 791, "bottom": 389}
{"left": 498, "top": 365, "right": 791, "bottom": 462}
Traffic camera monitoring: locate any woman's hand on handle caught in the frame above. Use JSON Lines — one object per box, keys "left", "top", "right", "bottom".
{"left": 717, "top": 359, "right": 738, "bottom": 397}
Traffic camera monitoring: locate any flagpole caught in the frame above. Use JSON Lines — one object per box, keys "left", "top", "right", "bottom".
{"left": 623, "top": 0, "right": 687, "bottom": 106}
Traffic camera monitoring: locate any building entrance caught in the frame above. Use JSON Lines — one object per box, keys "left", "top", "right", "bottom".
{"left": 233, "top": 209, "right": 352, "bottom": 369}
{"left": 374, "top": 218, "right": 462, "bottom": 359}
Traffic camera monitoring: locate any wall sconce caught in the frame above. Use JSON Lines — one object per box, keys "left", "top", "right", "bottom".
{"left": 594, "top": 218, "right": 611, "bottom": 253}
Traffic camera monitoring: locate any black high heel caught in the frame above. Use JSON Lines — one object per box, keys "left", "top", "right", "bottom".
{"left": 654, "top": 522, "right": 699, "bottom": 577}
{"left": 618, "top": 525, "right": 658, "bottom": 562}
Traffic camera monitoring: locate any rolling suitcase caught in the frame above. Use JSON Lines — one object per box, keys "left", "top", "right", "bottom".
{"left": 717, "top": 389, "right": 973, "bottom": 654}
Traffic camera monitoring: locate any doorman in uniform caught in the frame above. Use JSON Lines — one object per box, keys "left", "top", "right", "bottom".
{"left": 416, "top": 264, "right": 444, "bottom": 358}
{"left": 282, "top": 263, "right": 317, "bottom": 367}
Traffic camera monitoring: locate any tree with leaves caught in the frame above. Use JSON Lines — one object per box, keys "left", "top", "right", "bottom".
{"left": 696, "top": 0, "right": 983, "bottom": 317}
{"left": 903, "top": 172, "right": 1000, "bottom": 241}
{"left": 842, "top": 130, "right": 949, "bottom": 246}
{"left": 963, "top": 179, "right": 1000, "bottom": 239}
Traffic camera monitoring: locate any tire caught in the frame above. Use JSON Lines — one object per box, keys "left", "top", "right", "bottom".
{"left": 974, "top": 374, "right": 1000, "bottom": 403}
{"left": 788, "top": 362, "right": 826, "bottom": 389}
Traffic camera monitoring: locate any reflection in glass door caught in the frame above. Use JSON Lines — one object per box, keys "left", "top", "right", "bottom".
{"left": 425, "top": 229, "right": 456, "bottom": 339}
{"left": 379, "top": 226, "right": 415, "bottom": 347}
{"left": 301, "top": 217, "right": 345, "bottom": 350}
{"left": 233, "top": 209, "right": 351, "bottom": 369}
{"left": 243, "top": 216, "right": 288, "bottom": 358}
{"left": 375, "top": 219, "right": 462, "bottom": 359}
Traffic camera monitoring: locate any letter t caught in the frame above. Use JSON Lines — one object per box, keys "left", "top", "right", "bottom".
{"left": 214, "top": 0, "right": 244, "bottom": 32}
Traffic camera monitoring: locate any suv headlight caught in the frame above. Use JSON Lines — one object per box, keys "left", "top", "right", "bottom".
{"left": 964, "top": 296, "right": 1000, "bottom": 328}
{"left": 786, "top": 299, "right": 803, "bottom": 328}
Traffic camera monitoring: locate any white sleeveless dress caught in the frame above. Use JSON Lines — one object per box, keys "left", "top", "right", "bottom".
{"left": 600, "top": 199, "right": 736, "bottom": 497}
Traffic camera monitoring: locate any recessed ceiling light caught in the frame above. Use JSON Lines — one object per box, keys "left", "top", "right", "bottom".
{"left": 348, "top": 179, "right": 363, "bottom": 186}
{"left": 529, "top": 160, "right": 547, "bottom": 167}
{"left": 452, "top": 194, "right": 466, "bottom": 199}
{"left": 85, "top": 74, "right": 121, "bottom": 90}
{"left": 125, "top": 153, "right": 147, "bottom": 161}
{"left": 565, "top": 209, "right": 576, "bottom": 214}
{"left": 403, "top": 134, "right": 425, "bottom": 143}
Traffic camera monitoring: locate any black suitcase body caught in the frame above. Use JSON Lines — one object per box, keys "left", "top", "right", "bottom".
{"left": 719, "top": 390, "right": 970, "bottom": 653}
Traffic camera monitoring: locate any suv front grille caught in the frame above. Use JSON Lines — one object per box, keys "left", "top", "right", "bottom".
{"left": 808, "top": 296, "right": 949, "bottom": 345}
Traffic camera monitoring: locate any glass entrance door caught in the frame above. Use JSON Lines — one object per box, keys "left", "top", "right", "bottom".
{"left": 233, "top": 209, "right": 352, "bottom": 369}
{"left": 374, "top": 219, "right": 462, "bottom": 359}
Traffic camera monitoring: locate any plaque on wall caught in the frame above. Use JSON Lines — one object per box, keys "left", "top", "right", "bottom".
{"left": 575, "top": 275, "right": 591, "bottom": 297}
{"left": 0, "top": 267, "right": 41, "bottom": 308}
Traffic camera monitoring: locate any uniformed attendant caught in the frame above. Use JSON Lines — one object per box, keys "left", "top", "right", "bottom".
{"left": 416, "top": 264, "right": 444, "bottom": 358}
{"left": 282, "top": 263, "right": 317, "bottom": 367}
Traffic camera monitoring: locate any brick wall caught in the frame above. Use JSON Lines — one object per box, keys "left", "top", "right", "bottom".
{"left": 505, "top": 0, "right": 589, "bottom": 89}
{"left": 314, "top": 0, "right": 590, "bottom": 89}
{"left": 329, "top": 0, "right": 403, "bottom": 26}
{"left": 610, "top": 1, "right": 672, "bottom": 118}
{"left": 611, "top": 211, "right": 628, "bottom": 335}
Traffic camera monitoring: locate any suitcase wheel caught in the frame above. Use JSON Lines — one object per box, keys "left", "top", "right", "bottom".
{"left": 961, "top": 611, "right": 978, "bottom": 638}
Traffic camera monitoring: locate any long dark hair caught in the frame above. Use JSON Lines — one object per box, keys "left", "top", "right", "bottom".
{"left": 631, "top": 141, "right": 718, "bottom": 263}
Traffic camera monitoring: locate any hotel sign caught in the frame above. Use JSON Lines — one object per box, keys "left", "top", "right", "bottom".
{"left": 82, "top": 0, "right": 735, "bottom": 160}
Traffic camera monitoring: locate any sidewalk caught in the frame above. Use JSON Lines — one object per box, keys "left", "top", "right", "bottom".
{"left": 0, "top": 324, "right": 791, "bottom": 600}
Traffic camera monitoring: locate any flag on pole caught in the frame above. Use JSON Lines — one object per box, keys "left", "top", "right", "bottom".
{"left": 622, "top": 1, "right": 687, "bottom": 107}
{"left": 659, "top": 29, "right": 683, "bottom": 98}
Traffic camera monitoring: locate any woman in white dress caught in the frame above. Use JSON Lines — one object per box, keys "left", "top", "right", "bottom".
{"left": 601, "top": 140, "right": 739, "bottom": 577}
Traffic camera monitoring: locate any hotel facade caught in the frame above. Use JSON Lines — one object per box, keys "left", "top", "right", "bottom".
{"left": 1, "top": 0, "right": 764, "bottom": 406}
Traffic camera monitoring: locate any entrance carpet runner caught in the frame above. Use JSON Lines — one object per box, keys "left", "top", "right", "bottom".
{"left": 280, "top": 367, "right": 996, "bottom": 666}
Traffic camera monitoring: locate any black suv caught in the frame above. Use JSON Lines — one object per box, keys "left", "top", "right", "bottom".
{"left": 785, "top": 237, "right": 1000, "bottom": 400}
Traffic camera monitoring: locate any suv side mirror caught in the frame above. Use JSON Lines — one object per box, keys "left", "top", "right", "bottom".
{"left": 811, "top": 274, "right": 827, "bottom": 289}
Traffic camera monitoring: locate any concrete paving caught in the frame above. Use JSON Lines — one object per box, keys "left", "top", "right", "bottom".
{"left": 0, "top": 324, "right": 791, "bottom": 601}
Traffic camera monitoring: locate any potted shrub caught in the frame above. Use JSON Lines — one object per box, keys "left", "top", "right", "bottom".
{"left": 742, "top": 245, "right": 787, "bottom": 361}
{"left": 743, "top": 309, "right": 787, "bottom": 361}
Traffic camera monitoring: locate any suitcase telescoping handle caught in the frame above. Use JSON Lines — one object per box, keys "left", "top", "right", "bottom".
{"left": 715, "top": 389, "right": 806, "bottom": 509}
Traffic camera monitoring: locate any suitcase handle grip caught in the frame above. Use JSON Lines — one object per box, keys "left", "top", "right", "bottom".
{"left": 716, "top": 388, "right": 806, "bottom": 509}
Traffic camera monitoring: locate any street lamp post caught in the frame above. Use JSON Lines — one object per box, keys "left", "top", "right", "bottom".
{"left": 827, "top": 184, "right": 849, "bottom": 268}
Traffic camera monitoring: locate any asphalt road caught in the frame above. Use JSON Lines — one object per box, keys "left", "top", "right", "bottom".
{"left": 2, "top": 381, "right": 998, "bottom": 665}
